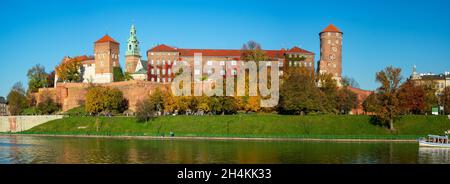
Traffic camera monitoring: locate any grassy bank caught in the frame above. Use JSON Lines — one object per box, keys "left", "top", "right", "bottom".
{"left": 15, "top": 114, "right": 450, "bottom": 140}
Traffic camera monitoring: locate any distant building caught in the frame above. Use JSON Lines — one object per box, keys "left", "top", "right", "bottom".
{"left": 0, "top": 96, "right": 8, "bottom": 116}
{"left": 410, "top": 65, "right": 450, "bottom": 95}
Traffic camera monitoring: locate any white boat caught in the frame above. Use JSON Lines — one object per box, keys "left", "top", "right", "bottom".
{"left": 419, "top": 133, "right": 450, "bottom": 148}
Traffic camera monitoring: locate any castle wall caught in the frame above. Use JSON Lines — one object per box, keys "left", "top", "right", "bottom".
{"left": 51, "top": 81, "right": 170, "bottom": 112}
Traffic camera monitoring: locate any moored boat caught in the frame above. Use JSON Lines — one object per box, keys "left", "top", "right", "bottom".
{"left": 418, "top": 132, "right": 450, "bottom": 148}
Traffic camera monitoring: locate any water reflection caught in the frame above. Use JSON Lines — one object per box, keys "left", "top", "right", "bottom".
{"left": 418, "top": 147, "right": 450, "bottom": 164}
{"left": 0, "top": 135, "right": 448, "bottom": 164}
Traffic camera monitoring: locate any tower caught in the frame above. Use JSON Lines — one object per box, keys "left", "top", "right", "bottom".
{"left": 125, "top": 24, "right": 141, "bottom": 73}
{"left": 318, "top": 24, "right": 343, "bottom": 86}
{"left": 94, "top": 34, "right": 120, "bottom": 83}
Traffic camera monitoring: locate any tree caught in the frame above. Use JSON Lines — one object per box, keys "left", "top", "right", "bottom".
{"left": 124, "top": 72, "right": 133, "bottom": 81}
{"left": 113, "top": 67, "right": 125, "bottom": 82}
{"left": 85, "top": 86, "right": 127, "bottom": 114}
{"left": 341, "top": 76, "right": 360, "bottom": 88}
{"left": 241, "top": 40, "right": 267, "bottom": 62}
{"left": 373, "top": 66, "right": 402, "bottom": 130}
{"left": 397, "top": 79, "right": 425, "bottom": 114}
{"left": 362, "top": 93, "right": 378, "bottom": 114}
{"left": 278, "top": 68, "right": 323, "bottom": 114}
{"left": 421, "top": 81, "right": 439, "bottom": 114}
{"left": 135, "top": 98, "right": 157, "bottom": 122}
{"left": 440, "top": 87, "right": 450, "bottom": 115}
{"left": 47, "top": 70, "right": 55, "bottom": 88}
{"left": 55, "top": 58, "right": 82, "bottom": 82}
{"left": 27, "top": 64, "right": 48, "bottom": 93}
{"left": 336, "top": 88, "right": 358, "bottom": 114}
{"left": 37, "top": 91, "right": 60, "bottom": 114}
{"left": 7, "top": 82, "right": 28, "bottom": 115}
{"left": 317, "top": 73, "right": 338, "bottom": 114}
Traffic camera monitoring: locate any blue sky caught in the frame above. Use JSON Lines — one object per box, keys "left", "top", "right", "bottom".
{"left": 1, "top": 0, "right": 450, "bottom": 96}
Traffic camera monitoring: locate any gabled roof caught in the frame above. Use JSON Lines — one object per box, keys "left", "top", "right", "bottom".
{"left": 321, "top": 24, "right": 342, "bottom": 33}
{"left": 148, "top": 44, "right": 178, "bottom": 52}
{"left": 287, "top": 46, "right": 314, "bottom": 54}
{"left": 95, "top": 35, "right": 119, "bottom": 44}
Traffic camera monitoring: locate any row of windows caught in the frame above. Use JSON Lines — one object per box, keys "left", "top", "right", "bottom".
{"left": 194, "top": 69, "right": 238, "bottom": 75}
{"left": 150, "top": 68, "right": 172, "bottom": 75}
{"left": 96, "top": 53, "right": 119, "bottom": 59}
{"left": 288, "top": 54, "right": 313, "bottom": 58}
{"left": 289, "top": 61, "right": 313, "bottom": 67}
{"left": 150, "top": 77, "right": 172, "bottom": 83}
{"left": 150, "top": 60, "right": 177, "bottom": 65}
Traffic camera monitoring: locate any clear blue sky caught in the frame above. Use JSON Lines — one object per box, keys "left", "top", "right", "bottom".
{"left": 1, "top": 0, "right": 450, "bottom": 97}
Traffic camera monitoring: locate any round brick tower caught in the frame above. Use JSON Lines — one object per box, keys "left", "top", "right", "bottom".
{"left": 318, "top": 24, "right": 343, "bottom": 86}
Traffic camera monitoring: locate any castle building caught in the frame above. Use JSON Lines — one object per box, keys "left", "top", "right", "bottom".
{"left": 145, "top": 45, "right": 315, "bottom": 83}
{"left": 317, "top": 24, "right": 343, "bottom": 86}
{"left": 410, "top": 65, "right": 450, "bottom": 95}
{"left": 0, "top": 96, "right": 8, "bottom": 116}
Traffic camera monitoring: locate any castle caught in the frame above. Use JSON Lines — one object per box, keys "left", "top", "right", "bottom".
{"left": 58, "top": 24, "right": 343, "bottom": 86}
{"left": 46, "top": 24, "right": 371, "bottom": 113}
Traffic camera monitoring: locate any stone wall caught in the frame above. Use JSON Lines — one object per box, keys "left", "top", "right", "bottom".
{"left": 39, "top": 80, "right": 170, "bottom": 112}
{"left": 0, "top": 115, "right": 63, "bottom": 132}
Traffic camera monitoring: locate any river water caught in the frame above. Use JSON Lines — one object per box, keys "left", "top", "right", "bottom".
{"left": 0, "top": 135, "right": 448, "bottom": 164}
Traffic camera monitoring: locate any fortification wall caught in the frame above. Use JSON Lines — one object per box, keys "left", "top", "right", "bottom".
{"left": 37, "top": 80, "right": 170, "bottom": 112}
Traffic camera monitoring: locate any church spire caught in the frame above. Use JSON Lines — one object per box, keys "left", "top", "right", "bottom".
{"left": 126, "top": 24, "right": 140, "bottom": 56}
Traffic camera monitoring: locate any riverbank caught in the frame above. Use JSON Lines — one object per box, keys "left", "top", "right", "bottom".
{"left": 14, "top": 114, "right": 450, "bottom": 140}
{"left": 0, "top": 133, "right": 418, "bottom": 142}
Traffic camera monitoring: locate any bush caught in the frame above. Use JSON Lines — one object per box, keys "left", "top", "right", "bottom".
{"left": 85, "top": 86, "right": 128, "bottom": 115}
{"left": 135, "top": 99, "right": 157, "bottom": 122}
{"left": 37, "top": 96, "right": 60, "bottom": 115}
{"left": 21, "top": 107, "right": 41, "bottom": 115}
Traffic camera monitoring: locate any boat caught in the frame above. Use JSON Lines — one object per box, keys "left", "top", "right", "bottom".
{"left": 418, "top": 131, "right": 450, "bottom": 148}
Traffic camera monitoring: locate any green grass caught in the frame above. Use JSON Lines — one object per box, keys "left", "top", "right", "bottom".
{"left": 18, "top": 114, "right": 450, "bottom": 140}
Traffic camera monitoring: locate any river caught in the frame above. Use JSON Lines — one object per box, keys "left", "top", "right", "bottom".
{"left": 0, "top": 135, "right": 448, "bottom": 164}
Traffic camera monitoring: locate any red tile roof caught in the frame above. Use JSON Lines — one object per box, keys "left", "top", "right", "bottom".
{"left": 287, "top": 46, "right": 314, "bottom": 54}
{"left": 148, "top": 44, "right": 178, "bottom": 52}
{"left": 147, "top": 45, "right": 313, "bottom": 58}
{"left": 95, "top": 35, "right": 119, "bottom": 44}
{"left": 321, "top": 24, "right": 342, "bottom": 33}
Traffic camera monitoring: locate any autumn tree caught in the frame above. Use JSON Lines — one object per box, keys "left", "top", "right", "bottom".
{"left": 336, "top": 88, "right": 358, "bottom": 114}
{"left": 85, "top": 86, "right": 127, "bottom": 114}
{"left": 7, "top": 82, "right": 28, "bottom": 115}
{"left": 440, "top": 87, "right": 450, "bottom": 115}
{"left": 397, "top": 79, "right": 425, "bottom": 114}
{"left": 341, "top": 76, "right": 360, "bottom": 88}
{"left": 362, "top": 93, "right": 378, "bottom": 114}
{"left": 27, "top": 64, "right": 49, "bottom": 93}
{"left": 55, "top": 58, "right": 82, "bottom": 82}
{"left": 373, "top": 66, "right": 402, "bottom": 130}
{"left": 278, "top": 67, "right": 323, "bottom": 115}
{"left": 317, "top": 73, "right": 338, "bottom": 114}
{"left": 420, "top": 81, "right": 439, "bottom": 114}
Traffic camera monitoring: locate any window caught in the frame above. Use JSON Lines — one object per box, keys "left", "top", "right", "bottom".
{"left": 278, "top": 61, "right": 283, "bottom": 67}
{"left": 309, "top": 62, "right": 312, "bottom": 67}
{"left": 162, "top": 78, "right": 166, "bottom": 83}
{"left": 168, "top": 60, "right": 171, "bottom": 65}
{"left": 289, "top": 61, "right": 292, "bottom": 67}
{"left": 232, "top": 69, "right": 237, "bottom": 75}
{"left": 168, "top": 78, "right": 171, "bottom": 82}
{"left": 194, "top": 69, "right": 200, "bottom": 75}
{"left": 207, "top": 61, "right": 213, "bottom": 66}
{"left": 157, "top": 69, "right": 160, "bottom": 75}
{"left": 151, "top": 78, "right": 154, "bottom": 82}
{"left": 157, "top": 60, "right": 160, "bottom": 65}
{"left": 162, "top": 69, "right": 166, "bottom": 75}
{"left": 151, "top": 69, "right": 154, "bottom": 75}
{"left": 151, "top": 52, "right": 154, "bottom": 56}
{"left": 157, "top": 78, "right": 160, "bottom": 82}
{"left": 151, "top": 60, "right": 154, "bottom": 65}
{"left": 231, "top": 60, "right": 237, "bottom": 66}
{"left": 220, "top": 61, "right": 225, "bottom": 66}
{"left": 168, "top": 69, "right": 171, "bottom": 74}
{"left": 220, "top": 69, "right": 225, "bottom": 75}
{"left": 195, "top": 60, "right": 201, "bottom": 65}
{"left": 174, "top": 60, "right": 177, "bottom": 65}
{"left": 207, "top": 69, "right": 212, "bottom": 75}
